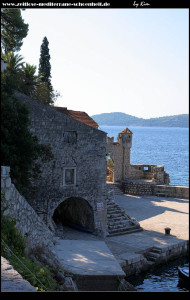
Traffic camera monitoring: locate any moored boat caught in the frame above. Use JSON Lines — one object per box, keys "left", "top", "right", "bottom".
{"left": 178, "top": 265, "right": 189, "bottom": 284}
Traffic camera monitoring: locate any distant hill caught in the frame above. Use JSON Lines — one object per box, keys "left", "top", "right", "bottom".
{"left": 91, "top": 112, "right": 189, "bottom": 128}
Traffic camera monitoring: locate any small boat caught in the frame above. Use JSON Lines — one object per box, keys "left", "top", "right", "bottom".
{"left": 65, "top": 221, "right": 93, "bottom": 234}
{"left": 178, "top": 265, "right": 189, "bottom": 284}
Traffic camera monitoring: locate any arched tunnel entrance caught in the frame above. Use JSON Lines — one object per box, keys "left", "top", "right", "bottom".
{"left": 52, "top": 197, "right": 94, "bottom": 234}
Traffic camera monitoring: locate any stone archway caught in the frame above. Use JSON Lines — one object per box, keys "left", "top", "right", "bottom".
{"left": 52, "top": 197, "right": 94, "bottom": 233}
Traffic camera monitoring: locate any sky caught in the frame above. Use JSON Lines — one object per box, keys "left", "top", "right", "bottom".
{"left": 20, "top": 8, "right": 189, "bottom": 118}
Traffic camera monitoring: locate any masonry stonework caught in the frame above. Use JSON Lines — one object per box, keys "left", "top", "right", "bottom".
{"left": 106, "top": 128, "right": 170, "bottom": 186}
{"left": 1, "top": 166, "right": 54, "bottom": 252}
{"left": 14, "top": 92, "right": 107, "bottom": 237}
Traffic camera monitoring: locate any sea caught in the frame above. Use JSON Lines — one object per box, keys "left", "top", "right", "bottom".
{"left": 100, "top": 125, "right": 189, "bottom": 291}
{"left": 127, "top": 256, "right": 189, "bottom": 292}
{"left": 99, "top": 126, "right": 189, "bottom": 187}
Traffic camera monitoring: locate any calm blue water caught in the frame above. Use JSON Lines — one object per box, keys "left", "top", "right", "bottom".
{"left": 99, "top": 126, "right": 189, "bottom": 187}
{"left": 127, "top": 256, "right": 189, "bottom": 292}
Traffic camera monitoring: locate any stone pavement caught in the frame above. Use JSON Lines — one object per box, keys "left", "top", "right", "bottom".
{"left": 1, "top": 194, "right": 189, "bottom": 291}
{"left": 105, "top": 194, "right": 189, "bottom": 266}
{"left": 1, "top": 257, "right": 36, "bottom": 292}
{"left": 54, "top": 193, "right": 189, "bottom": 278}
{"left": 54, "top": 239, "right": 125, "bottom": 276}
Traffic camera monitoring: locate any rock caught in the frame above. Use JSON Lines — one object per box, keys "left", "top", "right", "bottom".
{"left": 60, "top": 277, "right": 78, "bottom": 291}
{"left": 118, "top": 279, "right": 137, "bottom": 291}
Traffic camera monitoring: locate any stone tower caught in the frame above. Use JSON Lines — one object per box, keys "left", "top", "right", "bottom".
{"left": 118, "top": 128, "right": 133, "bottom": 180}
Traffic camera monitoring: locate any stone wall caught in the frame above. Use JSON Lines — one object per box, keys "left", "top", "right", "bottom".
{"left": 106, "top": 134, "right": 170, "bottom": 186}
{"left": 152, "top": 185, "right": 189, "bottom": 199}
{"left": 1, "top": 166, "right": 54, "bottom": 252}
{"left": 121, "top": 180, "right": 154, "bottom": 195}
{"left": 121, "top": 180, "right": 189, "bottom": 199}
{"left": 129, "top": 165, "right": 170, "bottom": 184}
{"left": 123, "top": 241, "right": 188, "bottom": 277}
{"left": 14, "top": 92, "right": 107, "bottom": 237}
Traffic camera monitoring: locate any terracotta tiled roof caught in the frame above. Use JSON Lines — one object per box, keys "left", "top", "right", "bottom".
{"left": 54, "top": 107, "right": 98, "bottom": 129}
{"left": 119, "top": 128, "right": 133, "bottom": 134}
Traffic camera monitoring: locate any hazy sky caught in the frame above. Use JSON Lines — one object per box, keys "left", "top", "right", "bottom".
{"left": 20, "top": 8, "right": 189, "bottom": 118}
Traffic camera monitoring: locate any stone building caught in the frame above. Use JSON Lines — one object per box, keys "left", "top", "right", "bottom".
{"left": 106, "top": 128, "right": 170, "bottom": 195}
{"left": 106, "top": 128, "right": 133, "bottom": 182}
{"left": 15, "top": 91, "right": 107, "bottom": 237}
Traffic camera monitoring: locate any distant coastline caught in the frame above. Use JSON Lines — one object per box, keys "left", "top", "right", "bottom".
{"left": 91, "top": 112, "right": 189, "bottom": 128}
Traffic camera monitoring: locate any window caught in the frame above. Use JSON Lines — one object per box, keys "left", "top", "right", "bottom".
{"left": 63, "top": 168, "right": 76, "bottom": 186}
{"left": 63, "top": 131, "right": 77, "bottom": 143}
{"left": 143, "top": 166, "right": 149, "bottom": 171}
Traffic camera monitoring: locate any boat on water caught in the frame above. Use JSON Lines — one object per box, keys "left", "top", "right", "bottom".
{"left": 178, "top": 265, "right": 189, "bottom": 284}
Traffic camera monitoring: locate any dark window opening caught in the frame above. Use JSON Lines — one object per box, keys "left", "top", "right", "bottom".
{"left": 65, "top": 169, "right": 75, "bottom": 185}
{"left": 63, "top": 168, "right": 76, "bottom": 186}
{"left": 63, "top": 131, "right": 77, "bottom": 143}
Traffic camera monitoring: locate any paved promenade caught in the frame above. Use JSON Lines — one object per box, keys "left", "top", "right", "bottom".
{"left": 105, "top": 194, "right": 189, "bottom": 265}
{"left": 53, "top": 194, "right": 188, "bottom": 283}
{"left": 1, "top": 194, "right": 189, "bottom": 291}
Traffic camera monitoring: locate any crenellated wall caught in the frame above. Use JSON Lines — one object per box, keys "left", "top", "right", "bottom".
{"left": 106, "top": 132, "right": 170, "bottom": 185}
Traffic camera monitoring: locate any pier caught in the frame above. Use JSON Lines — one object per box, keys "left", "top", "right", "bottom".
{"left": 53, "top": 193, "right": 188, "bottom": 290}
{"left": 1, "top": 193, "right": 189, "bottom": 291}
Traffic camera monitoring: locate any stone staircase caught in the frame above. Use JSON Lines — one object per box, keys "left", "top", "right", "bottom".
{"left": 106, "top": 183, "right": 124, "bottom": 195}
{"left": 106, "top": 184, "right": 142, "bottom": 237}
{"left": 144, "top": 247, "right": 162, "bottom": 262}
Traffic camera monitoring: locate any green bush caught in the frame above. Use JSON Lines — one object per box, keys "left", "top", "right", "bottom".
{"left": 1, "top": 191, "right": 59, "bottom": 291}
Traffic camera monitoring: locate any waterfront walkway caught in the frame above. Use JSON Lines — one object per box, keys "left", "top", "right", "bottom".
{"left": 54, "top": 194, "right": 188, "bottom": 287}
{"left": 1, "top": 194, "right": 189, "bottom": 291}
{"left": 105, "top": 194, "right": 189, "bottom": 268}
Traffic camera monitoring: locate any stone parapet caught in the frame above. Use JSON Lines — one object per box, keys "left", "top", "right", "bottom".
{"left": 121, "top": 179, "right": 189, "bottom": 199}
{"left": 152, "top": 185, "right": 189, "bottom": 199}
{"left": 121, "top": 180, "right": 155, "bottom": 195}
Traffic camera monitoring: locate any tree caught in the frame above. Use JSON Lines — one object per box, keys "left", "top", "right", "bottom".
{"left": 1, "top": 8, "right": 28, "bottom": 53}
{"left": 1, "top": 58, "right": 53, "bottom": 192}
{"left": 1, "top": 85, "right": 54, "bottom": 191}
{"left": 38, "top": 36, "right": 52, "bottom": 90}
{"left": 37, "top": 36, "right": 60, "bottom": 105}
{"left": 2, "top": 51, "right": 24, "bottom": 71}
{"left": 1, "top": 10, "right": 54, "bottom": 193}
{"left": 34, "top": 80, "right": 52, "bottom": 105}
{"left": 1, "top": 51, "right": 24, "bottom": 94}
{"left": 19, "top": 63, "right": 38, "bottom": 97}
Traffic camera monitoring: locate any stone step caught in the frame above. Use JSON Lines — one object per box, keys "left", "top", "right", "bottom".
{"left": 147, "top": 252, "right": 160, "bottom": 259}
{"left": 145, "top": 247, "right": 162, "bottom": 262}
{"left": 145, "top": 255, "right": 158, "bottom": 262}
{"left": 107, "top": 208, "right": 122, "bottom": 213}
{"left": 108, "top": 224, "right": 132, "bottom": 231}
{"left": 106, "top": 202, "right": 121, "bottom": 208}
{"left": 107, "top": 213, "right": 124, "bottom": 219}
{"left": 106, "top": 184, "right": 124, "bottom": 195}
{"left": 106, "top": 184, "right": 141, "bottom": 236}
{"left": 108, "top": 220, "right": 133, "bottom": 227}
{"left": 107, "top": 227, "right": 143, "bottom": 237}
{"left": 151, "top": 247, "right": 162, "bottom": 254}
